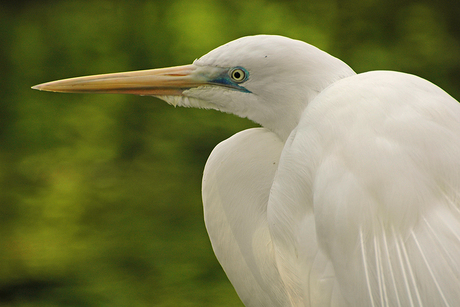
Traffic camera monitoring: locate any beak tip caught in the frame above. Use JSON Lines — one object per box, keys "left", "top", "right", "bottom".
{"left": 32, "top": 83, "right": 50, "bottom": 91}
{"left": 32, "top": 83, "right": 59, "bottom": 92}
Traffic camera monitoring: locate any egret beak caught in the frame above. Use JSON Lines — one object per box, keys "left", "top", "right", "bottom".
{"left": 32, "top": 64, "right": 206, "bottom": 96}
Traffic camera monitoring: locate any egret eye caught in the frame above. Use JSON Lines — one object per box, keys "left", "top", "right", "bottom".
{"left": 229, "top": 67, "right": 248, "bottom": 83}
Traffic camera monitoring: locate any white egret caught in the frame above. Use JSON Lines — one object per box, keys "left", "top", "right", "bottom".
{"left": 33, "top": 35, "right": 460, "bottom": 307}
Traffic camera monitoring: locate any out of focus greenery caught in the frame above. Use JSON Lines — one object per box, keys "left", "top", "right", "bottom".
{"left": 1, "top": 0, "right": 459, "bottom": 306}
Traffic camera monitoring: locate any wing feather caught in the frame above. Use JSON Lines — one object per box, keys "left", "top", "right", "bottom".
{"left": 202, "top": 128, "right": 289, "bottom": 306}
{"left": 269, "top": 71, "right": 460, "bottom": 306}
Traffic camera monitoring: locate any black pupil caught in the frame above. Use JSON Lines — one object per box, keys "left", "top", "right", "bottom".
{"left": 233, "top": 70, "right": 242, "bottom": 80}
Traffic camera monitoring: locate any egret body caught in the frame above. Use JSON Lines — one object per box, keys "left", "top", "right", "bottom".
{"left": 33, "top": 35, "right": 460, "bottom": 307}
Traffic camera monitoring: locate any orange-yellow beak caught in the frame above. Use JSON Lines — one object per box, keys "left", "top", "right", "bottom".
{"left": 32, "top": 64, "right": 207, "bottom": 96}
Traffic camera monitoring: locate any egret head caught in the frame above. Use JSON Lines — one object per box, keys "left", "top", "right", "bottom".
{"left": 33, "top": 35, "right": 355, "bottom": 140}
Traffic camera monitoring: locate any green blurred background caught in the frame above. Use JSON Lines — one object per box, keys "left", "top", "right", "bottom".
{"left": 1, "top": 0, "right": 459, "bottom": 306}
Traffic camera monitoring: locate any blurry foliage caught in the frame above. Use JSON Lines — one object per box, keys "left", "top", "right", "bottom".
{"left": 0, "top": 0, "right": 459, "bottom": 306}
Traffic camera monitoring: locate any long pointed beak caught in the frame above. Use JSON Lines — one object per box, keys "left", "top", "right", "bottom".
{"left": 32, "top": 64, "right": 205, "bottom": 96}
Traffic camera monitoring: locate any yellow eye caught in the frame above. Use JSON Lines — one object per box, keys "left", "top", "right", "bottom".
{"left": 230, "top": 68, "right": 248, "bottom": 83}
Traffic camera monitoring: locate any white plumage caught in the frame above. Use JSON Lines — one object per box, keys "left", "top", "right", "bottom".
{"left": 33, "top": 35, "right": 460, "bottom": 306}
